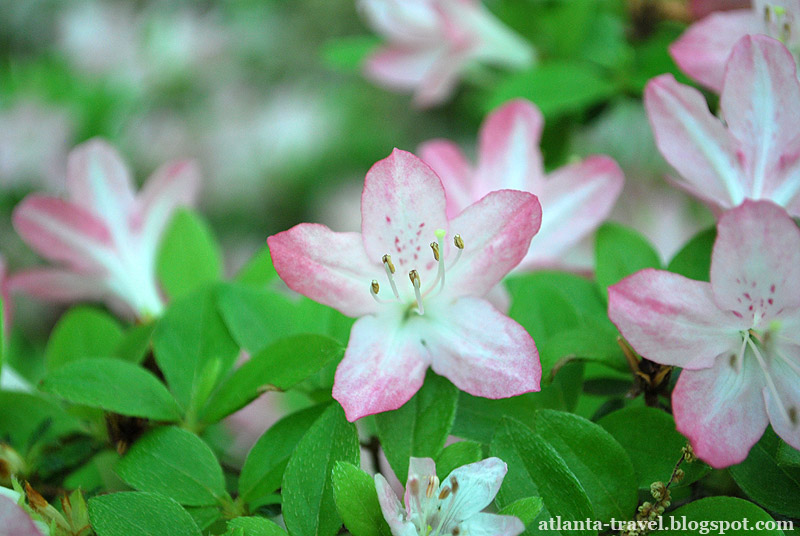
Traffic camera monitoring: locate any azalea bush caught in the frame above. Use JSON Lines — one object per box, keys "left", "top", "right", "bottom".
{"left": 1, "top": 1, "right": 800, "bottom": 536}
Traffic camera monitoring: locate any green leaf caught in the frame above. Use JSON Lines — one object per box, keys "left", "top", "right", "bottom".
{"left": 498, "top": 497, "right": 545, "bottom": 527}
{"left": 729, "top": 428, "right": 800, "bottom": 518}
{"left": 778, "top": 440, "right": 800, "bottom": 467}
{"left": 486, "top": 61, "right": 616, "bottom": 119}
{"left": 235, "top": 245, "right": 278, "bottom": 286}
{"left": 322, "top": 36, "right": 380, "bottom": 72}
{"left": 667, "top": 226, "right": 716, "bottom": 282}
{"left": 40, "top": 358, "right": 182, "bottom": 421}
{"left": 435, "top": 441, "right": 483, "bottom": 480}
{"left": 282, "top": 404, "right": 360, "bottom": 536}
{"left": 332, "top": 461, "right": 391, "bottom": 536}
{"left": 376, "top": 372, "right": 458, "bottom": 480}
{"left": 0, "top": 391, "right": 84, "bottom": 450}
{"left": 227, "top": 517, "right": 288, "bottom": 536}
{"left": 490, "top": 417, "right": 596, "bottom": 535}
{"left": 115, "top": 426, "right": 226, "bottom": 506}
{"left": 595, "top": 222, "right": 661, "bottom": 299}
{"left": 64, "top": 450, "right": 125, "bottom": 493}
{"left": 152, "top": 287, "right": 239, "bottom": 414}
{"left": 598, "top": 406, "right": 708, "bottom": 489}
{"left": 157, "top": 208, "right": 223, "bottom": 300}
{"left": 654, "top": 496, "right": 787, "bottom": 535}
{"left": 89, "top": 491, "right": 201, "bottom": 536}
{"left": 239, "top": 404, "right": 329, "bottom": 505}
{"left": 45, "top": 307, "right": 123, "bottom": 370}
{"left": 114, "top": 322, "right": 156, "bottom": 364}
{"left": 532, "top": 410, "right": 637, "bottom": 522}
{"left": 201, "top": 334, "right": 343, "bottom": 423}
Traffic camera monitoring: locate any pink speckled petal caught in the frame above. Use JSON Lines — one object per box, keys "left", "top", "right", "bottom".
{"left": 446, "top": 189, "right": 541, "bottom": 299}
{"left": 267, "top": 224, "right": 380, "bottom": 318}
{"left": 645, "top": 74, "right": 742, "bottom": 210}
{"left": 608, "top": 269, "right": 746, "bottom": 369}
{"left": 669, "top": 10, "right": 760, "bottom": 92}
{"left": 427, "top": 296, "right": 540, "bottom": 398}
{"left": 13, "top": 195, "right": 114, "bottom": 272}
{"left": 722, "top": 35, "right": 800, "bottom": 205}
{"left": 711, "top": 200, "right": 800, "bottom": 327}
{"left": 523, "top": 155, "right": 624, "bottom": 267}
{"left": 375, "top": 473, "right": 416, "bottom": 536}
{"left": 361, "top": 149, "right": 448, "bottom": 282}
{"left": 332, "top": 312, "right": 429, "bottom": 421}
{"left": 764, "top": 340, "right": 800, "bottom": 452}
{"left": 66, "top": 138, "right": 136, "bottom": 223}
{"left": 475, "top": 99, "right": 544, "bottom": 194}
{"left": 673, "top": 355, "right": 768, "bottom": 468}
{"left": 418, "top": 139, "right": 475, "bottom": 218}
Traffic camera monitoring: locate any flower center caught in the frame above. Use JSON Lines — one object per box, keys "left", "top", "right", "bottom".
{"left": 407, "top": 473, "right": 464, "bottom": 536}
{"left": 369, "top": 229, "right": 464, "bottom": 315}
{"left": 764, "top": 3, "right": 796, "bottom": 45}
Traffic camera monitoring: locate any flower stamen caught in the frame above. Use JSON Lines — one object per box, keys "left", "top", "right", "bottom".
{"left": 370, "top": 280, "right": 392, "bottom": 304}
{"left": 747, "top": 337, "right": 793, "bottom": 423}
{"left": 383, "top": 254, "right": 400, "bottom": 299}
{"left": 410, "top": 269, "right": 424, "bottom": 315}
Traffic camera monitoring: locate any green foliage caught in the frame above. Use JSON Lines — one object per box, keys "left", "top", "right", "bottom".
{"left": 595, "top": 222, "right": 661, "bottom": 298}
{"left": 44, "top": 306, "right": 123, "bottom": 370}
{"left": 376, "top": 372, "right": 458, "bottom": 480}
{"left": 667, "top": 226, "right": 716, "bottom": 282}
{"left": 239, "top": 404, "right": 329, "bottom": 506}
{"left": 729, "top": 428, "right": 800, "bottom": 518}
{"left": 435, "top": 440, "right": 483, "bottom": 480}
{"left": 322, "top": 36, "right": 380, "bottom": 72}
{"left": 0, "top": 391, "right": 84, "bottom": 450}
{"left": 498, "top": 497, "right": 545, "bottom": 528}
{"left": 157, "top": 208, "right": 223, "bottom": 300}
{"left": 201, "top": 334, "right": 344, "bottom": 423}
{"left": 115, "top": 427, "right": 227, "bottom": 506}
{"left": 89, "top": 492, "right": 201, "bottom": 536}
{"left": 225, "top": 517, "right": 288, "bottom": 536}
{"left": 656, "top": 497, "right": 785, "bottom": 535}
{"left": 281, "top": 404, "right": 360, "bottom": 536}
{"left": 40, "top": 358, "right": 182, "bottom": 421}
{"left": 598, "top": 406, "right": 709, "bottom": 489}
{"left": 332, "top": 462, "right": 391, "bottom": 536}
{"left": 490, "top": 417, "right": 596, "bottom": 535}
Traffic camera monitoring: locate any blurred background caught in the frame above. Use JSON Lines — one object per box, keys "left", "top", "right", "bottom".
{"left": 0, "top": 0, "right": 715, "bottom": 331}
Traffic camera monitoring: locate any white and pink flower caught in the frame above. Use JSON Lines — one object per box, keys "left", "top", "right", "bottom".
{"left": 647, "top": 35, "right": 800, "bottom": 216}
{"left": 609, "top": 200, "right": 800, "bottom": 468}
{"left": 10, "top": 139, "right": 199, "bottom": 320}
{"left": 375, "top": 457, "right": 523, "bottom": 536}
{"left": 671, "top": 0, "right": 800, "bottom": 92}
{"left": 420, "top": 98, "right": 624, "bottom": 269}
{"left": 268, "top": 149, "right": 541, "bottom": 421}
{"left": 359, "top": 0, "right": 534, "bottom": 107}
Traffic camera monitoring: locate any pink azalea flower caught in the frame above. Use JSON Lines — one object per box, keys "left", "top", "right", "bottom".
{"left": 267, "top": 149, "right": 542, "bottom": 421}
{"left": 419, "top": 98, "right": 624, "bottom": 269}
{"left": 671, "top": 0, "right": 799, "bottom": 92}
{"left": 608, "top": 200, "right": 800, "bottom": 468}
{"left": 0, "top": 487, "right": 46, "bottom": 536}
{"left": 359, "top": 0, "right": 534, "bottom": 107}
{"left": 375, "top": 457, "right": 523, "bottom": 536}
{"left": 10, "top": 139, "right": 199, "bottom": 320}
{"left": 647, "top": 35, "right": 800, "bottom": 216}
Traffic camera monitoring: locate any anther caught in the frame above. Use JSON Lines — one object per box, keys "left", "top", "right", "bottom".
{"left": 438, "top": 487, "right": 451, "bottom": 500}
{"left": 425, "top": 475, "right": 438, "bottom": 498}
{"left": 408, "top": 478, "right": 420, "bottom": 497}
{"left": 409, "top": 269, "right": 424, "bottom": 315}
{"left": 382, "top": 254, "right": 400, "bottom": 298}
{"left": 453, "top": 234, "right": 464, "bottom": 250}
{"left": 450, "top": 476, "right": 459, "bottom": 495}
{"left": 430, "top": 241, "right": 440, "bottom": 261}
{"left": 371, "top": 280, "right": 380, "bottom": 295}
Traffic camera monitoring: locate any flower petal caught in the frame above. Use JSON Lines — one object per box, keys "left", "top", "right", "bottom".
{"left": 673, "top": 355, "right": 769, "bottom": 468}
{"left": 721, "top": 35, "right": 800, "bottom": 202}
{"left": 440, "top": 457, "right": 507, "bottom": 519}
{"left": 364, "top": 46, "right": 441, "bottom": 89}
{"left": 418, "top": 139, "right": 475, "bottom": 218}
{"left": 669, "top": 10, "right": 760, "bottom": 92}
{"left": 0, "top": 495, "right": 45, "bottom": 536}
{"left": 645, "top": 74, "right": 742, "bottom": 209}
{"left": 405, "top": 457, "right": 438, "bottom": 517}
{"left": 267, "top": 224, "right": 380, "bottom": 318}
{"left": 710, "top": 200, "right": 800, "bottom": 326}
{"left": 764, "top": 341, "right": 800, "bottom": 451}
{"left": 66, "top": 138, "right": 136, "bottom": 226}
{"left": 446, "top": 190, "right": 541, "bottom": 298}
{"left": 332, "top": 312, "right": 429, "bottom": 421}
{"left": 8, "top": 268, "right": 111, "bottom": 304}
{"left": 13, "top": 195, "right": 115, "bottom": 272}
{"left": 361, "top": 149, "right": 448, "bottom": 280}
{"left": 475, "top": 99, "right": 544, "bottom": 195}
{"left": 523, "top": 155, "right": 624, "bottom": 267}
{"left": 427, "top": 296, "right": 540, "bottom": 398}
{"left": 376, "top": 474, "right": 415, "bottom": 536}
{"left": 608, "top": 269, "right": 746, "bottom": 369}
{"left": 459, "top": 513, "right": 525, "bottom": 536}
{"left": 135, "top": 159, "right": 200, "bottom": 250}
